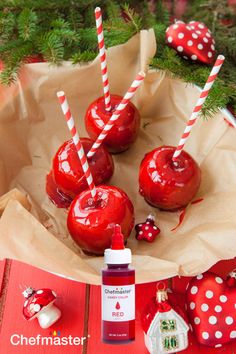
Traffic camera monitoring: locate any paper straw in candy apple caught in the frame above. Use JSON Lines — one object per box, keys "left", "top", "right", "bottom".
{"left": 64, "top": 70, "right": 145, "bottom": 254}
{"left": 50, "top": 92, "right": 134, "bottom": 255}
{"left": 139, "top": 55, "right": 225, "bottom": 210}
{"left": 85, "top": 7, "right": 144, "bottom": 154}
{"left": 46, "top": 93, "right": 114, "bottom": 208}
{"left": 67, "top": 185, "right": 134, "bottom": 255}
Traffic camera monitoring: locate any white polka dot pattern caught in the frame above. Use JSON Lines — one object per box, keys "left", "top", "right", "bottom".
{"left": 191, "top": 286, "right": 198, "bottom": 294}
{"left": 206, "top": 290, "right": 214, "bottom": 299}
{"left": 220, "top": 295, "right": 227, "bottom": 303}
{"left": 230, "top": 331, "right": 236, "bottom": 338}
{"left": 165, "top": 20, "right": 216, "bottom": 64}
{"left": 201, "top": 303, "right": 209, "bottom": 312}
{"left": 186, "top": 271, "right": 236, "bottom": 347}
{"left": 196, "top": 274, "right": 203, "bottom": 280}
{"left": 225, "top": 316, "right": 233, "bottom": 325}
{"left": 215, "top": 305, "right": 222, "bottom": 313}
{"left": 202, "top": 332, "right": 209, "bottom": 339}
{"left": 215, "top": 331, "right": 223, "bottom": 339}
{"left": 216, "top": 277, "right": 223, "bottom": 284}
{"left": 209, "top": 316, "right": 217, "bottom": 325}
{"left": 33, "top": 304, "right": 41, "bottom": 312}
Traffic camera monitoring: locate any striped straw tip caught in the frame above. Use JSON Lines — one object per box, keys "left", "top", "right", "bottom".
{"left": 57, "top": 91, "right": 65, "bottom": 98}
{"left": 217, "top": 55, "right": 225, "bottom": 61}
{"left": 95, "top": 7, "right": 101, "bottom": 13}
{"left": 139, "top": 71, "right": 146, "bottom": 78}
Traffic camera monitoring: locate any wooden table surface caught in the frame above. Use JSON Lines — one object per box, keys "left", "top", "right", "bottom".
{"left": 0, "top": 259, "right": 236, "bottom": 354}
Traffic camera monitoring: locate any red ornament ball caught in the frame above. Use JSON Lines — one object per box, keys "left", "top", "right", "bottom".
{"left": 186, "top": 271, "right": 236, "bottom": 348}
{"left": 166, "top": 21, "right": 216, "bottom": 64}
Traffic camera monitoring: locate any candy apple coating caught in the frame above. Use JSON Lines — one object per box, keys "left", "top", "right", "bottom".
{"left": 85, "top": 94, "right": 140, "bottom": 153}
{"left": 46, "top": 170, "right": 73, "bottom": 208}
{"left": 48, "top": 137, "right": 114, "bottom": 203}
{"left": 67, "top": 185, "right": 134, "bottom": 255}
{"left": 139, "top": 146, "right": 201, "bottom": 210}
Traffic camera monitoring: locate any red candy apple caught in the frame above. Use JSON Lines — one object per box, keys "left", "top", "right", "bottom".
{"left": 67, "top": 185, "right": 134, "bottom": 255}
{"left": 139, "top": 146, "right": 201, "bottom": 210}
{"left": 85, "top": 94, "right": 140, "bottom": 153}
{"left": 46, "top": 170, "right": 73, "bottom": 208}
{"left": 46, "top": 137, "right": 114, "bottom": 207}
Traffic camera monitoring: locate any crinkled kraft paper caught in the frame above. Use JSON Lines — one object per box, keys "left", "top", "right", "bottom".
{"left": 0, "top": 29, "right": 235, "bottom": 285}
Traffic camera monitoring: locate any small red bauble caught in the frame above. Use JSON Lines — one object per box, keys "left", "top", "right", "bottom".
{"left": 67, "top": 185, "right": 134, "bottom": 255}
{"left": 186, "top": 271, "right": 236, "bottom": 347}
{"left": 46, "top": 137, "right": 114, "bottom": 207}
{"left": 166, "top": 21, "right": 216, "bottom": 64}
{"left": 85, "top": 94, "right": 140, "bottom": 153}
{"left": 135, "top": 214, "right": 160, "bottom": 242}
{"left": 139, "top": 146, "right": 201, "bottom": 211}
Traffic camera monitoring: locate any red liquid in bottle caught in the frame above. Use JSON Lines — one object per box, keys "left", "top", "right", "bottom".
{"left": 102, "top": 225, "right": 135, "bottom": 344}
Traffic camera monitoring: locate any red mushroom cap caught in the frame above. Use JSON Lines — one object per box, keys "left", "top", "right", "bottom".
{"left": 23, "top": 288, "right": 57, "bottom": 320}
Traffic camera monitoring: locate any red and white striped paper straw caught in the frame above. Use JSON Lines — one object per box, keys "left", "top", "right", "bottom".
{"left": 95, "top": 7, "right": 111, "bottom": 111}
{"left": 172, "top": 55, "right": 225, "bottom": 162}
{"left": 87, "top": 71, "right": 145, "bottom": 158}
{"left": 57, "top": 91, "right": 97, "bottom": 199}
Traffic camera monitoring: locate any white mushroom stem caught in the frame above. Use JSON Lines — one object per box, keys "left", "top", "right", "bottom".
{"left": 35, "top": 303, "right": 61, "bottom": 329}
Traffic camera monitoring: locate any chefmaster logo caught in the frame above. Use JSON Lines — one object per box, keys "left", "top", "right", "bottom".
{"left": 105, "top": 287, "right": 132, "bottom": 295}
{"left": 10, "top": 329, "right": 90, "bottom": 346}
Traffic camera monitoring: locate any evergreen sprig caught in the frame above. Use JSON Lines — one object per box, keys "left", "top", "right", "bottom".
{"left": 0, "top": 0, "right": 235, "bottom": 116}
{"left": 17, "top": 8, "right": 37, "bottom": 40}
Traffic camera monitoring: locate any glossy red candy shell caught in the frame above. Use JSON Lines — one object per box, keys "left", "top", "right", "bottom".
{"left": 52, "top": 138, "right": 114, "bottom": 199}
{"left": 85, "top": 95, "right": 140, "bottom": 153}
{"left": 67, "top": 185, "right": 134, "bottom": 255}
{"left": 139, "top": 146, "right": 201, "bottom": 210}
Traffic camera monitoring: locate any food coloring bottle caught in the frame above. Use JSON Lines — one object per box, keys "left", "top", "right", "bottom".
{"left": 102, "top": 224, "right": 135, "bottom": 344}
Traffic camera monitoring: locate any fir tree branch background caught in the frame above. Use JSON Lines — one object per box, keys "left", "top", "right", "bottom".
{"left": 0, "top": 0, "right": 235, "bottom": 117}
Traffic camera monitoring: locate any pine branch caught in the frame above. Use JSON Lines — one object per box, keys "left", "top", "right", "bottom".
{"left": 0, "top": 41, "right": 34, "bottom": 84}
{"left": 0, "top": 0, "right": 235, "bottom": 118}
{"left": 155, "top": 0, "right": 170, "bottom": 27}
{"left": 105, "top": 1, "right": 121, "bottom": 19}
{"left": 122, "top": 4, "right": 142, "bottom": 33}
{"left": 0, "top": 12, "right": 15, "bottom": 41}
{"left": 37, "top": 33, "right": 64, "bottom": 63}
{"left": 71, "top": 50, "right": 97, "bottom": 64}
{"left": 78, "top": 28, "right": 97, "bottom": 51}
{"left": 17, "top": 8, "right": 37, "bottom": 40}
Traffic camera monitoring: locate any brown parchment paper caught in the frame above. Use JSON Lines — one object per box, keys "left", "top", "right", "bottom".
{"left": 0, "top": 29, "right": 236, "bottom": 285}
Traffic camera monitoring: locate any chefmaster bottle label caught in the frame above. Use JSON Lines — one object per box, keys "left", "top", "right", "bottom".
{"left": 102, "top": 225, "right": 135, "bottom": 343}
{"left": 102, "top": 284, "right": 135, "bottom": 322}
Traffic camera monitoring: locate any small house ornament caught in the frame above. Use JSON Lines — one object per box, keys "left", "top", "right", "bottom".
{"left": 142, "top": 283, "right": 189, "bottom": 354}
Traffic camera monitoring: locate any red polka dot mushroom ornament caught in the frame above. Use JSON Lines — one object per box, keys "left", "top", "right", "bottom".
{"left": 22, "top": 287, "right": 61, "bottom": 329}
